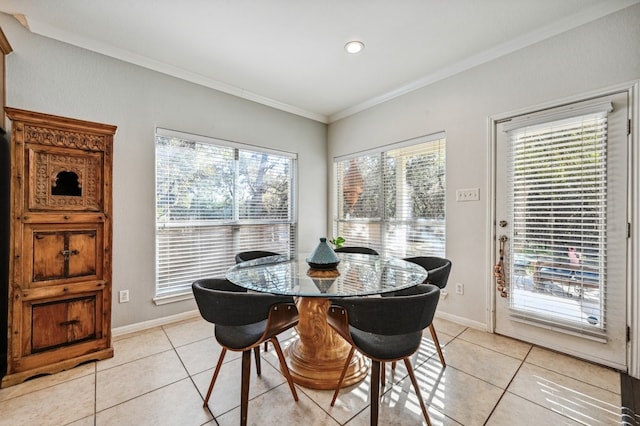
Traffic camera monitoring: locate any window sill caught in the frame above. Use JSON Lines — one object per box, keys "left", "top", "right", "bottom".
{"left": 153, "top": 291, "right": 194, "bottom": 306}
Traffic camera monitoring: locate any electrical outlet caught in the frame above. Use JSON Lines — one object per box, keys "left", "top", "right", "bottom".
{"left": 455, "top": 283, "right": 464, "bottom": 295}
{"left": 456, "top": 188, "right": 480, "bottom": 202}
{"left": 119, "top": 289, "right": 130, "bottom": 303}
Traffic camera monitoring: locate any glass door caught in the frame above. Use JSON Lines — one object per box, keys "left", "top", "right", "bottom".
{"left": 493, "top": 91, "right": 629, "bottom": 370}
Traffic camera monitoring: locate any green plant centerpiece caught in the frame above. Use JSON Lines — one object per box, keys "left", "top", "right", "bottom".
{"left": 329, "top": 236, "right": 345, "bottom": 249}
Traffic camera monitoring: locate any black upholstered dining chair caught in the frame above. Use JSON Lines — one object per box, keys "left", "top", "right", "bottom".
{"left": 334, "top": 246, "right": 379, "bottom": 255}
{"left": 192, "top": 278, "right": 299, "bottom": 425}
{"left": 327, "top": 284, "right": 440, "bottom": 426}
{"left": 234, "top": 250, "right": 281, "bottom": 263}
{"left": 401, "top": 256, "right": 452, "bottom": 367}
{"left": 235, "top": 250, "right": 283, "bottom": 352}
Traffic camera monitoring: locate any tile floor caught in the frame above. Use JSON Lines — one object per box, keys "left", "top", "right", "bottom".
{"left": 0, "top": 316, "right": 624, "bottom": 425}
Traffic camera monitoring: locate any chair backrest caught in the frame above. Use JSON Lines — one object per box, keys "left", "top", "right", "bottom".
{"left": 334, "top": 284, "right": 439, "bottom": 335}
{"left": 192, "top": 278, "right": 293, "bottom": 326}
{"left": 404, "top": 256, "right": 452, "bottom": 289}
{"left": 235, "top": 250, "right": 281, "bottom": 263}
{"left": 334, "top": 246, "right": 379, "bottom": 255}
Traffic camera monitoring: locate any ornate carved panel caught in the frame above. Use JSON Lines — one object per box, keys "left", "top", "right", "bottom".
{"left": 28, "top": 147, "right": 102, "bottom": 211}
{"left": 23, "top": 124, "right": 107, "bottom": 151}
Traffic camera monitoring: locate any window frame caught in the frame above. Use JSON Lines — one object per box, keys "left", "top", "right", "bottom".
{"left": 332, "top": 132, "right": 446, "bottom": 258}
{"left": 154, "top": 128, "right": 297, "bottom": 304}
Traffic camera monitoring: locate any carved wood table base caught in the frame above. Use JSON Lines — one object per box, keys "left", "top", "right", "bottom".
{"left": 285, "top": 297, "right": 369, "bottom": 390}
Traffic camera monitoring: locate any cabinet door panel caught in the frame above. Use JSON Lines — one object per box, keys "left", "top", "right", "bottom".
{"left": 32, "top": 232, "right": 65, "bottom": 281}
{"left": 25, "top": 224, "right": 103, "bottom": 287}
{"left": 31, "top": 301, "right": 69, "bottom": 351}
{"left": 67, "top": 231, "right": 97, "bottom": 278}
{"left": 30, "top": 296, "right": 97, "bottom": 353}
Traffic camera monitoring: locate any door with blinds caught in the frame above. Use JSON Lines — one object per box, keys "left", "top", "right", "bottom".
{"left": 493, "top": 91, "right": 629, "bottom": 370}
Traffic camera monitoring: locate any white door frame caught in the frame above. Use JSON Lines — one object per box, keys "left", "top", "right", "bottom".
{"left": 486, "top": 80, "right": 639, "bottom": 378}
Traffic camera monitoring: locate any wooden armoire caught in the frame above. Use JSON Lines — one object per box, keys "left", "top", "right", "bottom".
{"left": 1, "top": 108, "right": 116, "bottom": 387}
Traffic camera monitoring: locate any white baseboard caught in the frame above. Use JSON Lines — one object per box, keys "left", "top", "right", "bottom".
{"left": 436, "top": 311, "right": 488, "bottom": 332}
{"left": 112, "top": 310, "right": 200, "bottom": 337}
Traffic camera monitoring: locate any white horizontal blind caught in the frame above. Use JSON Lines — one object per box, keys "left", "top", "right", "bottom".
{"left": 156, "top": 131, "right": 296, "bottom": 298}
{"left": 333, "top": 134, "right": 445, "bottom": 257}
{"left": 506, "top": 109, "right": 609, "bottom": 338}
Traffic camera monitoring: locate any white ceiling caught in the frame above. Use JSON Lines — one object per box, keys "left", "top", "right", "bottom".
{"left": 0, "top": 0, "right": 637, "bottom": 123}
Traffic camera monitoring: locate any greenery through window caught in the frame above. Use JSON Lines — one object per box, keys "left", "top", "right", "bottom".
{"left": 333, "top": 134, "right": 446, "bottom": 257}
{"left": 155, "top": 129, "right": 296, "bottom": 300}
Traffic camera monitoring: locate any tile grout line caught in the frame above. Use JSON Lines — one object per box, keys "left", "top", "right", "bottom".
{"left": 481, "top": 344, "right": 533, "bottom": 425}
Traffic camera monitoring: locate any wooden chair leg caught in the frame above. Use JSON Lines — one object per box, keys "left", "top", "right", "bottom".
{"left": 381, "top": 361, "right": 386, "bottom": 388}
{"left": 253, "top": 346, "right": 262, "bottom": 376}
{"left": 429, "top": 324, "right": 446, "bottom": 367}
{"left": 269, "top": 337, "right": 298, "bottom": 401}
{"left": 403, "top": 358, "right": 431, "bottom": 426}
{"left": 370, "top": 360, "right": 381, "bottom": 426}
{"left": 331, "top": 346, "right": 355, "bottom": 406}
{"left": 204, "top": 348, "right": 227, "bottom": 407}
{"left": 240, "top": 350, "right": 252, "bottom": 426}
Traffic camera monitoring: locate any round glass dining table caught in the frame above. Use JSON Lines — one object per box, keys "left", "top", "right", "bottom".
{"left": 225, "top": 252, "right": 427, "bottom": 389}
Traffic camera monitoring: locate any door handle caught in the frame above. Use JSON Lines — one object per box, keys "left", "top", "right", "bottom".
{"left": 494, "top": 235, "right": 508, "bottom": 297}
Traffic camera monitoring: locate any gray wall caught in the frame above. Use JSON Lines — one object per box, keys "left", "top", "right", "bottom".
{"left": 0, "top": 14, "right": 328, "bottom": 328}
{"left": 328, "top": 4, "right": 640, "bottom": 327}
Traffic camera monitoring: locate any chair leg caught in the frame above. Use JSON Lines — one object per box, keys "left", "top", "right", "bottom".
{"left": 331, "top": 346, "right": 355, "bottom": 406}
{"left": 381, "top": 362, "right": 386, "bottom": 388}
{"left": 203, "top": 348, "right": 227, "bottom": 407}
{"left": 429, "top": 324, "right": 446, "bottom": 368}
{"left": 253, "top": 346, "right": 262, "bottom": 376}
{"left": 370, "top": 360, "right": 381, "bottom": 426}
{"left": 240, "top": 350, "right": 252, "bottom": 426}
{"left": 403, "top": 358, "right": 431, "bottom": 426}
{"left": 269, "top": 337, "right": 298, "bottom": 401}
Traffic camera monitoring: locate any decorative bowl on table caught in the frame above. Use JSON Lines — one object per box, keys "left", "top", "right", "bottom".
{"left": 306, "top": 237, "right": 341, "bottom": 270}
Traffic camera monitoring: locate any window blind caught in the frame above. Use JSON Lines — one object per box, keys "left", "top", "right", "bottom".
{"left": 333, "top": 134, "right": 446, "bottom": 258}
{"left": 505, "top": 108, "right": 610, "bottom": 338}
{"left": 155, "top": 130, "right": 296, "bottom": 300}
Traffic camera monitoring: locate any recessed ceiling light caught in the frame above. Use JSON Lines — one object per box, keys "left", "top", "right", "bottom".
{"left": 344, "top": 40, "right": 365, "bottom": 54}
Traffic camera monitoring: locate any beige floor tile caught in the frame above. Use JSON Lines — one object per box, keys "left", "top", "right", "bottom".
{"left": 508, "top": 363, "right": 621, "bottom": 424}
{"left": 0, "top": 362, "right": 95, "bottom": 402}
{"left": 431, "top": 318, "right": 467, "bottom": 337}
{"left": 96, "top": 378, "right": 212, "bottom": 426}
{"left": 67, "top": 415, "right": 95, "bottom": 426}
{"left": 525, "top": 346, "right": 620, "bottom": 394}
{"left": 97, "top": 327, "right": 173, "bottom": 371}
{"left": 486, "top": 391, "right": 582, "bottom": 426}
{"left": 163, "top": 316, "right": 214, "bottom": 348}
{"left": 176, "top": 336, "right": 240, "bottom": 376}
{"left": 0, "top": 374, "right": 95, "bottom": 426}
{"left": 303, "top": 372, "right": 372, "bottom": 425}
{"left": 192, "top": 354, "right": 291, "bottom": 417}
{"left": 407, "top": 358, "right": 504, "bottom": 425}
{"left": 346, "top": 389, "right": 463, "bottom": 426}
{"left": 417, "top": 330, "right": 456, "bottom": 366}
{"left": 458, "top": 328, "right": 532, "bottom": 360}
{"left": 442, "top": 338, "right": 522, "bottom": 389}
{"left": 0, "top": 315, "right": 626, "bottom": 426}
{"left": 96, "top": 349, "right": 188, "bottom": 411}
{"left": 216, "top": 383, "right": 340, "bottom": 426}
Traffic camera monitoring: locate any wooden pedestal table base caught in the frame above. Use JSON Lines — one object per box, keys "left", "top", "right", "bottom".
{"left": 285, "top": 297, "right": 369, "bottom": 390}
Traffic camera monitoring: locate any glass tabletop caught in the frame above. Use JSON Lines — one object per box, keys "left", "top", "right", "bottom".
{"left": 225, "top": 252, "right": 428, "bottom": 297}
